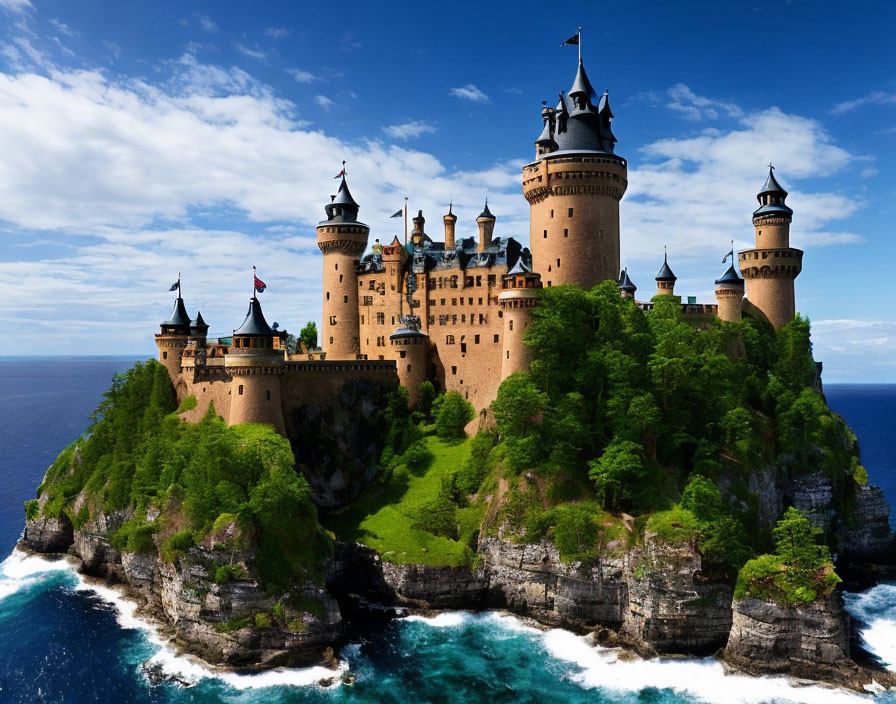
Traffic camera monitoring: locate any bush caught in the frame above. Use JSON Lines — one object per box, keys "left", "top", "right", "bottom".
{"left": 411, "top": 495, "right": 457, "bottom": 539}
{"left": 214, "top": 564, "right": 249, "bottom": 584}
{"left": 176, "top": 395, "right": 198, "bottom": 413}
{"left": 403, "top": 441, "right": 434, "bottom": 471}
{"left": 647, "top": 507, "right": 700, "bottom": 543}
{"left": 24, "top": 500, "right": 39, "bottom": 521}
{"left": 254, "top": 612, "right": 271, "bottom": 628}
{"left": 434, "top": 392, "right": 475, "bottom": 439}
{"left": 416, "top": 381, "right": 437, "bottom": 421}
{"left": 214, "top": 616, "right": 251, "bottom": 633}
{"left": 161, "top": 530, "right": 194, "bottom": 562}
{"left": 457, "top": 432, "right": 496, "bottom": 495}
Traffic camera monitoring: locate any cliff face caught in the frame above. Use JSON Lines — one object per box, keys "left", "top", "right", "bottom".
{"left": 21, "top": 511, "right": 343, "bottom": 671}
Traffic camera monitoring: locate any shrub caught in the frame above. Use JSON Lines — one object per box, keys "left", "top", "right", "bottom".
{"left": 411, "top": 495, "right": 457, "bottom": 539}
{"left": 647, "top": 507, "right": 700, "bottom": 544}
{"left": 24, "top": 500, "right": 39, "bottom": 521}
{"left": 109, "top": 517, "right": 158, "bottom": 554}
{"left": 214, "top": 564, "right": 249, "bottom": 584}
{"left": 214, "top": 616, "right": 251, "bottom": 633}
{"left": 254, "top": 612, "right": 271, "bottom": 628}
{"left": 403, "top": 441, "right": 434, "bottom": 471}
{"left": 161, "top": 530, "right": 195, "bottom": 562}
{"left": 176, "top": 395, "right": 198, "bottom": 413}
{"left": 457, "top": 432, "right": 496, "bottom": 495}
{"left": 416, "top": 381, "right": 437, "bottom": 421}
{"left": 434, "top": 392, "right": 475, "bottom": 439}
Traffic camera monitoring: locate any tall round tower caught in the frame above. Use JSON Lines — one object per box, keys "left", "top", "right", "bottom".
{"left": 317, "top": 174, "right": 369, "bottom": 359}
{"left": 715, "top": 264, "right": 745, "bottom": 322}
{"left": 499, "top": 259, "right": 543, "bottom": 381}
{"left": 155, "top": 294, "right": 191, "bottom": 380}
{"left": 655, "top": 253, "right": 677, "bottom": 297}
{"left": 524, "top": 57, "right": 627, "bottom": 288}
{"left": 225, "top": 296, "right": 285, "bottom": 434}
{"left": 738, "top": 167, "right": 802, "bottom": 330}
{"left": 476, "top": 201, "right": 496, "bottom": 252}
{"left": 390, "top": 321, "right": 429, "bottom": 407}
{"left": 443, "top": 204, "right": 457, "bottom": 249}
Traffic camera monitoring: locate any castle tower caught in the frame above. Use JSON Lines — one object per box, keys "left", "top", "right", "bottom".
{"left": 476, "top": 201, "right": 496, "bottom": 252}
{"left": 443, "top": 204, "right": 457, "bottom": 249}
{"left": 524, "top": 56, "right": 627, "bottom": 288}
{"left": 655, "top": 252, "right": 677, "bottom": 297}
{"left": 738, "top": 167, "right": 803, "bottom": 330}
{"left": 499, "top": 258, "right": 543, "bottom": 380}
{"left": 182, "top": 310, "right": 209, "bottom": 373}
{"left": 715, "top": 264, "right": 745, "bottom": 323}
{"left": 317, "top": 174, "right": 369, "bottom": 359}
{"left": 224, "top": 296, "right": 285, "bottom": 434}
{"left": 155, "top": 293, "right": 191, "bottom": 380}
{"left": 618, "top": 268, "right": 637, "bottom": 300}
{"left": 390, "top": 321, "right": 429, "bottom": 406}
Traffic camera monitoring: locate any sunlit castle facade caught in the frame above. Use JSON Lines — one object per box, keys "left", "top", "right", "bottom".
{"left": 156, "top": 46, "right": 803, "bottom": 430}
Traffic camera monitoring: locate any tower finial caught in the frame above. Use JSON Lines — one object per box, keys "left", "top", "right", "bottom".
{"left": 768, "top": 162, "right": 774, "bottom": 172}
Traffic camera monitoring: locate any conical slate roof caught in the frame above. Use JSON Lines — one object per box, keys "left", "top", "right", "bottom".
{"left": 759, "top": 167, "right": 787, "bottom": 197}
{"left": 655, "top": 253, "right": 677, "bottom": 281}
{"left": 618, "top": 268, "right": 637, "bottom": 292}
{"left": 477, "top": 201, "right": 494, "bottom": 220}
{"left": 332, "top": 176, "right": 359, "bottom": 207}
{"left": 753, "top": 166, "right": 793, "bottom": 218}
{"left": 506, "top": 257, "right": 532, "bottom": 275}
{"left": 569, "top": 59, "right": 597, "bottom": 102}
{"left": 191, "top": 311, "right": 207, "bottom": 328}
{"left": 161, "top": 296, "right": 191, "bottom": 329}
{"left": 715, "top": 264, "right": 744, "bottom": 286}
{"left": 233, "top": 297, "right": 273, "bottom": 336}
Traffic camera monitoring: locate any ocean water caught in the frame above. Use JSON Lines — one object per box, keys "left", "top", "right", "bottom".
{"left": 0, "top": 358, "right": 894, "bottom": 703}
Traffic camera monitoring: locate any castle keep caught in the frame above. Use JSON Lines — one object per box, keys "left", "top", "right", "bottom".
{"left": 156, "top": 50, "right": 803, "bottom": 431}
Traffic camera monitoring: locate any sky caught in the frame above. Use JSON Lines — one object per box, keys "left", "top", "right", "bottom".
{"left": 0, "top": 0, "right": 894, "bottom": 381}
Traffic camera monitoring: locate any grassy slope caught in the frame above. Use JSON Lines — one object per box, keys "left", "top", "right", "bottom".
{"left": 324, "top": 435, "right": 485, "bottom": 567}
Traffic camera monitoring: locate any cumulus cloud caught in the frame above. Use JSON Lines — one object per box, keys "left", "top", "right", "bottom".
{"left": 195, "top": 13, "right": 217, "bottom": 33}
{"left": 314, "top": 94, "right": 335, "bottom": 110}
{"left": 640, "top": 84, "right": 742, "bottom": 121}
{"left": 383, "top": 120, "right": 437, "bottom": 140}
{"left": 810, "top": 320, "right": 896, "bottom": 382}
{"left": 285, "top": 68, "right": 314, "bottom": 83}
{"left": 450, "top": 83, "right": 489, "bottom": 102}
{"left": 832, "top": 91, "right": 896, "bottom": 114}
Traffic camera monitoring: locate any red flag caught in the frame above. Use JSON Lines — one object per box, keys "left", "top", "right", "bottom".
{"left": 334, "top": 169, "right": 345, "bottom": 179}
{"left": 254, "top": 275, "right": 267, "bottom": 293}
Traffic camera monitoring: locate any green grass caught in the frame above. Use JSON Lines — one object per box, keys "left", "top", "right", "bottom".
{"left": 324, "top": 435, "right": 479, "bottom": 566}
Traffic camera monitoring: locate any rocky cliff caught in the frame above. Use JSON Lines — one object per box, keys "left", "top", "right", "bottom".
{"left": 21, "top": 511, "right": 343, "bottom": 671}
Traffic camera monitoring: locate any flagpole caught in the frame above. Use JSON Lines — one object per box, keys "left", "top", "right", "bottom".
{"left": 578, "top": 26, "right": 582, "bottom": 62}
{"left": 178, "top": 272, "right": 182, "bottom": 300}
{"left": 252, "top": 266, "right": 255, "bottom": 299}
{"left": 403, "top": 197, "right": 408, "bottom": 246}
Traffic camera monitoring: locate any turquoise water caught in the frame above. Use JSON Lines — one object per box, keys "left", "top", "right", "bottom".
{"left": 0, "top": 359, "right": 894, "bottom": 703}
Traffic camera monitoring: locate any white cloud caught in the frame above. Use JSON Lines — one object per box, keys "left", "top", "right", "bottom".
{"left": 0, "top": 0, "right": 32, "bottom": 13}
{"left": 234, "top": 43, "right": 268, "bottom": 62}
{"left": 810, "top": 320, "right": 896, "bottom": 381}
{"left": 195, "top": 13, "right": 217, "bottom": 33}
{"left": 663, "top": 83, "right": 743, "bottom": 121}
{"left": 285, "top": 68, "right": 314, "bottom": 83}
{"left": 265, "top": 27, "right": 291, "bottom": 39}
{"left": 383, "top": 120, "right": 437, "bottom": 140}
{"left": 860, "top": 167, "right": 879, "bottom": 178}
{"left": 450, "top": 83, "right": 489, "bottom": 102}
{"left": 314, "top": 94, "right": 335, "bottom": 110}
{"left": 49, "top": 18, "right": 77, "bottom": 37}
{"left": 103, "top": 41, "right": 121, "bottom": 60}
{"left": 832, "top": 91, "right": 896, "bottom": 114}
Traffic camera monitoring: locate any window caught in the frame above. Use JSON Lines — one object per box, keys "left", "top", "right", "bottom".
{"left": 407, "top": 364, "right": 412, "bottom": 372}
{"left": 329, "top": 336, "right": 334, "bottom": 344}
{"left": 461, "top": 342, "right": 467, "bottom": 353}
{"left": 326, "top": 292, "right": 330, "bottom": 300}
{"left": 550, "top": 209, "right": 554, "bottom": 218}
{"left": 451, "top": 366, "right": 457, "bottom": 375}
{"left": 564, "top": 228, "right": 568, "bottom": 238}
{"left": 335, "top": 263, "right": 338, "bottom": 270}
{"left": 441, "top": 298, "right": 446, "bottom": 306}
{"left": 509, "top": 320, "right": 514, "bottom": 331}
{"left": 162, "top": 351, "right": 167, "bottom": 359}
{"left": 476, "top": 275, "right": 482, "bottom": 286}
{"left": 343, "top": 295, "right": 349, "bottom": 303}
{"left": 339, "top": 274, "right": 343, "bottom": 283}
{"left": 598, "top": 229, "right": 604, "bottom": 240}
{"left": 487, "top": 275, "right": 496, "bottom": 286}
{"left": 557, "top": 258, "right": 560, "bottom": 267}
{"left": 266, "top": 390, "right": 271, "bottom": 401}
{"left": 376, "top": 312, "right": 385, "bottom": 325}
{"left": 399, "top": 350, "right": 406, "bottom": 358}
{"left": 494, "top": 334, "right": 499, "bottom": 343}
{"left": 446, "top": 335, "right": 455, "bottom": 344}
{"left": 543, "top": 229, "right": 547, "bottom": 238}
{"left": 468, "top": 297, "right": 473, "bottom": 305}
{"left": 601, "top": 255, "right": 609, "bottom": 271}
{"left": 238, "top": 385, "right": 244, "bottom": 395}
{"left": 506, "top": 350, "right": 510, "bottom": 359}
{"left": 392, "top": 316, "right": 396, "bottom": 324}
{"left": 478, "top": 297, "right": 483, "bottom": 305}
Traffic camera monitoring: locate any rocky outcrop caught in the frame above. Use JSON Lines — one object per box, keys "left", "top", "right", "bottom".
{"left": 622, "top": 540, "right": 733, "bottom": 655}
{"left": 20, "top": 514, "right": 343, "bottom": 671}
{"left": 841, "top": 485, "right": 894, "bottom": 560}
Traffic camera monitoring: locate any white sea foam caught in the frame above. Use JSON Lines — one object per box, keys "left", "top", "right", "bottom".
{"left": 403, "top": 611, "right": 470, "bottom": 628}
{"left": 845, "top": 583, "right": 896, "bottom": 672}
{"left": 539, "top": 627, "right": 868, "bottom": 704}
{"left": 0, "top": 549, "right": 75, "bottom": 601}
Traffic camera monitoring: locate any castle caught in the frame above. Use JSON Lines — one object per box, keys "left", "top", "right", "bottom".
{"left": 156, "top": 50, "right": 803, "bottom": 432}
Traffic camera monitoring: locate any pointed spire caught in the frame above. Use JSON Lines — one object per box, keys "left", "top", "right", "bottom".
{"left": 759, "top": 163, "right": 787, "bottom": 197}
{"left": 655, "top": 250, "right": 677, "bottom": 281}
{"left": 754, "top": 164, "right": 792, "bottom": 218}
{"left": 618, "top": 267, "right": 637, "bottom": 293}
{"left": 569, "top": 58, "right": 597, "bottom": 104}
{"left": 332, "top": 175, "right": 359, "bottom": 208}
{"left": 477, "top": 199, "right": 494, "bottom": 220}
{"left": 444, "top": 201, "right": 457, "bottom": 221}
{"left": 715, "top": 264, "right": 744, "bottom": 286}
{"left": 233, "top": 296, "right": 273, "bottom": 337}
{"left": 161, "top": 296, "right": 191, "bottom": 329}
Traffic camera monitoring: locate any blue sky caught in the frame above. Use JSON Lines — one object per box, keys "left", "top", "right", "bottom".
{"left": 0, "top": 0, "right": 894, "bottom": 381}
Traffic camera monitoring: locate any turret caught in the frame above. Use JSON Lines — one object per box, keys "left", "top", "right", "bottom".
{"left": 316, "top": 173, "right": 369, "bottom": 359}
{"left": 655, "top": 252, "right": 677, "bottom": 297}
{"left": 443, "top": 204, "right": 457, "bottom": 249}
{"left": 224, "top": 296, "right": 285, "bottom": 434}
{"left": 498, "top": 258, "right": 542, "bottom": 380}
{"left": 738, "top": 166, "right": 803, "bottom": 330}
{"left": 618, "top": 268, "right": 637, "bottom": 300}
{"left": 523, "top": 52, "right": 627, "bottom": 289}
{"left": 715, "top": 264, "right": 745, "bottom": 322}
{"left": 476, "top": 201, "right": 496, "bottom": 252}
{"left": 155, "top": 293, "right": 191, "bottom": 379}
{"left": 390, "top": 318, "right": 429, "bottom": 407}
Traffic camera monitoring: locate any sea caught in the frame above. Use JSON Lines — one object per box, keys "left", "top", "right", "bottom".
{"left": 0, "top": 357, "right": 894, "bottom": 704}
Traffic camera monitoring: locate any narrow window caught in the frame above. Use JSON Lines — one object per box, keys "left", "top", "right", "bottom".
{"left": 406, "top": 364, "right": 412, "bottom": 372}
{"left": 550, "top": 209, "right": 554, "bottom": 218}
{"left": 162, "top": 351, "right": 168, "bottom": 359}
{"left": 266, "top": 390, "right": 271, "bottom": 402}
{"left": 494, "top": 334, "right": 499, "bottom": 343}
{"left": 475, "top": 334, "right": 480, "bottom": 344}
{"left": 568, "top": 207, "right": 573, "bottom": 217}
{"left": 335, "top": 263, "right": 338, "bottom": 270}
{"left": 509, "top": 320, "right": 514, "bottom": 331}
{"left": 327, "top": 292, "right": 330, "bottom": 300}
{"left": 543, "top": 229, "right": 547, "bottom": 239}
{"left": 238, "top": 385, "right": 244, "bottom": 395}
{"left": 343, "top": 295, "right": 348, "bottom": 303}
{"left": 329, "top": 336, "right": 334, "bottom": 344}
{"left": 451, "top": 366, "right": 457, "bottom": 375}
{"left": 339, "top": 274, "right": 343, "bottom": 283}
{"left": 506, "top": 350, "right": 510, "bottom": 359}
{"left": 564, "top": 228, "right": 568, "bottom": 238}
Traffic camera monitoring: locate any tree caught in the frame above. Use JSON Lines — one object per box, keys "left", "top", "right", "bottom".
{"left": 416, "top": 380, "right": 437, "bottom": 421}
{"left": 299, "top": 321, "right": 318, "bottom": 351}
{"left": 434, "top": 392, "right": 475, "bottom": 439}
{"left": 773, "top": 506, "right": 830, "bottom": 571}
{"left": 588, "top": 438, "right": 647, "bottom": 511}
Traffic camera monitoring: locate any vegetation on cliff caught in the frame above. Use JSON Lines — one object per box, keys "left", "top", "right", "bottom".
{"left": 30, "top": 360, "right": 331, "bottom": 593}
{"left": 735, "top": 507, "right": 841, "bottom": 605}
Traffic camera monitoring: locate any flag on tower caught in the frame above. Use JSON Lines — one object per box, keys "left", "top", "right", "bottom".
{"left": 334, "top": 168, "right": 345, "bottom": 179}
{"left": 168, "top": 280, "right": 180, "bottom": 292}
{"left": 390, "top": 209, "right": 402, "bottom": 218}
{"left": 561, "top": 33, "right": 580, "bottom": 46}
{"left": 253, "top": 266, "right": 267, "bottom": 293}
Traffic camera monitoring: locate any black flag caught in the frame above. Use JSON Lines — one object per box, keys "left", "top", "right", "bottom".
{"left": 169, "top": 280, "right": 180, "bottom": 291}
{"left": 561, "top": 34, "right": 580, "bottom": 46}
{"left": 390, "top": 209, "right": 402, "bottom": 218}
